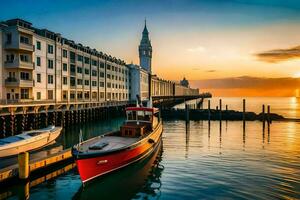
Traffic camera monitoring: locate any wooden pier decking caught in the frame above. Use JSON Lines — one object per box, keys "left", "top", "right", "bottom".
{"left": 0, "top": 148, "right": 73, "bottom": 183}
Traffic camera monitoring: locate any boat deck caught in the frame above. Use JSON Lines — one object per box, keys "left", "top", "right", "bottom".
{"left": 79, "top": 136, "right": 139, "bottom": 153}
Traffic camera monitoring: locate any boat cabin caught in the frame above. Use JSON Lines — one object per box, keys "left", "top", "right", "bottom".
{"left": 121, "top": 107, "right": 160, "bottom": 138}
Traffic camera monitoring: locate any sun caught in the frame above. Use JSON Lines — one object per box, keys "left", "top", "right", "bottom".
{"left": 293, "top": 72, "right": 300, "bottom": 78}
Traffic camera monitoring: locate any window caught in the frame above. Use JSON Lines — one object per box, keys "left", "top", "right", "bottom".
{"left": 92, "top": 92, "right": 97, "bottom": 99}
{"left": 48, "top": 90, "right": 53, "bottom": 100}
{"left": 63, "top": 77, "right": 68, "bottom": 85}
{"left": 37, "top": 92, "right": 41, "bottom": 100}
{"left": 48, "top": 44, "right": 54, "bottom": 54}
{"left": 107, "top": 64, "right": 111, "bottom": 70}
{"left": 84, "top": 80, "right": 89, "bottom": 86}
{"left": 48, "top": 59, "right": 54, "bottom": 69}
{"left": 63, "top": 63, "right": 68, "bottom": 71}
{"left": 100, "top": 62, "right": 105, "bottom": 68}
{"left": 77, "top": 67, "right": 82, "bottom": 73}
{"left": 62, "top": 49, "right": 68, "bottom": 58}
{"left": 84, "top": 92, "right": 89, "bottom": 99}
{"left": 70, "top": 77, "right": 76, "bottom": 86}
{"left": 21, "top": 89, "right": 29, "bottom": 99}
{"left": 70, "top": 51, "right": 75, "bottom": 63}
{"left": 92, "top": 60, "right": 97, "bottom": 66}
{"left": 6, "top": 54, "right": 15, "bottom": 62}
{"left": 100, "top": 82, "right": 104, "bottom": 87}
{"left": 100, "top": 72, "right": 105, "bottom": 78}
{"left": 100, "top": 92, "right": 104, "bottom": 99}
{"left": 107, "top": 74, "right": 111, "bottom": 79}
{"left": 48, "top": 75, "right": 54, "bottom": 84}
{"left": 84, "top": 57, "right": 90, "bottom": 64}
{"left": 92, "top": 70, "right": 97, "bottom": 76}
{"left": 20, "top": 72, "right": 30, "bottom": 80}
{"left": 6, "top": 33, "right": 12, "bottom": 44}
{"left": 77, "top": 92, "right": 83, "bottom": 99}
{"left": 85, "top": 68, "right": 89, "bottom": 75}
{"left": 37, "top": 74, "right": 41, "bottom": 83}
{"left": 70, "top": 92, "right": 75, "bottom": 99}
{"left": 70, "top": 64, "right": 76, "bottom": 73}
{"left": 36, "top": 57, "right": 41, "bottom": 67}
{"left": 107, "top": 82, "right": 111, "bottom": 88}
{"left": 36, "top": 41, "right": 41, "bottom": 50}
{"left": 20, "top": 54, "right": 29, "bottom": 62}
{"left": 20, "top": 36, "right": 29, "bottom": 44}
{"left": 92, "top": 81, "right": 97, "bottom": 86}
{"left": 77, "top": 55, "right": 83, "bottom": 62}
{"left": 77, "top": 79, "right": 83, "bottom": 85}
{"left": 62, "top": 91, "right": 68, "bottom": 100}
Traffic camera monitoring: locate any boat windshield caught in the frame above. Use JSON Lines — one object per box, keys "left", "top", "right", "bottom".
{"left": 126, "top": 110, "right": 153, "bottom": 123}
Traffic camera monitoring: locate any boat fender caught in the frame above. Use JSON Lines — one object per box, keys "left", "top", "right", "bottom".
{"left": 148, "top": 138, "right": 155, "bottom": 144}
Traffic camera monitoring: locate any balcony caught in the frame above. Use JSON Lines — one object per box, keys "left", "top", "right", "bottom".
{"left": 4, "top": 59, "right": 34, "bottom": 70}
{"left": 5, "top": 41, "right": 34, "bottom": 52}
{"left": 5, "top": 77, "right": 34, "bottom": 87}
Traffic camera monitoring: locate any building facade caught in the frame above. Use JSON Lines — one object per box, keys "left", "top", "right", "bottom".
{"left": 0, "top": 19, "right": 130, "bottom": 103}
{"left": 0, "top": 18, "right": 199, "bottom": 105}
{"left": 128, "top": 64, "right": 149, "bottom": 101}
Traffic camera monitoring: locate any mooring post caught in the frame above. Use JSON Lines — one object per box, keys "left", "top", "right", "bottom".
{"left": 243, "top": 99, "right": 246, "bottom": 122}
{"left": 267, "top": 105, "right": 271, "bottom": 125}
{"left": 262, "top": 104, "right": 265, "bottom": 122}
{"left": 208, "top": 100, "right": 211, "bottom": 121}
{"left": 185, "top": 103, "right": 190, "bottom": 122}
{"left": 18, "top": 152, "right": 29, "bottom": 179}
{"left": 219, "top": 99, "right": 222, "bottom": 121}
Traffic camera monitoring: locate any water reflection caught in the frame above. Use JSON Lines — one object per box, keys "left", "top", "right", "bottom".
{"left": 73, "top": 140, "right": 164, "bottom": 200}
{"left": 2, "top": 120, "right": 300, "bottom": 199}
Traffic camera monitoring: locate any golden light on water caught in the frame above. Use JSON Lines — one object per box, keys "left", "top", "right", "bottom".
{"left": 295, "top": 89, "right": 300, "bottom": 97}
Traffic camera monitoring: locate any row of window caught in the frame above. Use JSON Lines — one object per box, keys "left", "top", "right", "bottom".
{"left": 34, "top": 90, "right": 129, "bottom": 101}
{"left": 35, "top": 57, "right": 128, "bottom": 77}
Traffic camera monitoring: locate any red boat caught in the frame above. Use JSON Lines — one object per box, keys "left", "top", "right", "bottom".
{"left": 72, "top": 106, "right": 163, "bottom": 184}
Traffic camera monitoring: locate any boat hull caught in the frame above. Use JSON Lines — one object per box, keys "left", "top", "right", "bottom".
{"left": 74, "top": 122, "right": 163, "bottom": 183}
{"left": 0, "top": 127, "right": 62, "bottom": 157}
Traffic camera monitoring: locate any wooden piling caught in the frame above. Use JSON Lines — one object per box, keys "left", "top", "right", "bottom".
{"left": 219, "top": 99, "right": 222, "bottom": 120}
{"left": 242, "top": 99, "right": 246, "bottom": 122}
{"left": 185, "top": 103, "right": 190, "bottom": 122}
{"left": 208, "top": 100, "right": 211, "bottom": 121}
{"left": 267, "top": 105, "right": 271, "bottom": 124}
{"left": 262, "top": 104, "right": 265, "bottom": 122}
{"left": 243, "top": 99, "right": 246, "bottom": 131}
{"left": 18, "top": 152, "right": 29, "bottom": 179}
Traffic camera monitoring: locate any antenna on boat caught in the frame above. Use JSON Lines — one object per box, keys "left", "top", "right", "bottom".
{"left": 147, "top": 97, "right": 153, "bottom": 108}
{"left": 79, "top": 129, "right": 83, "bottom": 146}
{"left": 136, "top": 95, "right": 142, "bottom": 107}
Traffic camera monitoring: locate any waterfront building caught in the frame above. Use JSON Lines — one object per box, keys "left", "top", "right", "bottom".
{"left": 0, "top": 19, "right": 130, "bottom": 103}
{"left": 128, "top": 64, "right": 149, "bottom": 102}
{"left": 0, "top": 18, "right": 199, "bottom": 106}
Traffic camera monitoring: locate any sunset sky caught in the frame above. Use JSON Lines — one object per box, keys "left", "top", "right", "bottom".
{"left": 3, "top": 0, "right": 300, "bottom": 96}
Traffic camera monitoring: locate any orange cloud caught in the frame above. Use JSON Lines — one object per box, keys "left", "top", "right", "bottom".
{"left": 190, "top": 76, "right": 300, "bottom": 97}
{"left": 256, "top": 45, "right": 300, "bottom": 63}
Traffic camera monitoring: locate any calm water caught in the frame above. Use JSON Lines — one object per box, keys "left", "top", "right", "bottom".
{"left": 2, "top": 119, "right": 300, "bottom": 199}
{"left": 176, "top": 97, "right": 300, "bottom": 119}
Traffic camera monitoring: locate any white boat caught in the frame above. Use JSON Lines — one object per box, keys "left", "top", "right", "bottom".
{"left": 0, "top": 126, "right": 63, "bottom": 158}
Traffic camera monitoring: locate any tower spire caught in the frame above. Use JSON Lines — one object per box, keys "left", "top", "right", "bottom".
{"left": 139, "top": 19, "right": 152, "bottom": 73}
